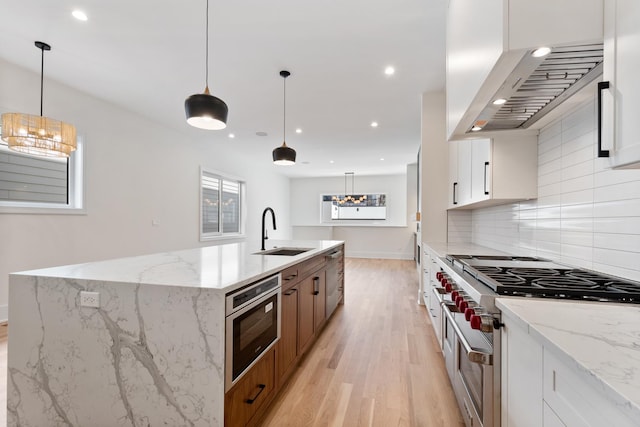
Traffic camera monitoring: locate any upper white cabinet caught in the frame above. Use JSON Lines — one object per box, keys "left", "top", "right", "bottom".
{"left": 446, "top": 0, "right": 604, "bottom": 140}
{"left": 600, "top": 0, "right": 640, "bottom": 168}
{"left": 448, "top": 135, "right": 537, "bottom": 209}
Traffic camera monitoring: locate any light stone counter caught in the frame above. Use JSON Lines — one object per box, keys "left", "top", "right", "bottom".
{"left": 7, "top": 239, "right": 343, "bottom": 427}
{"left": 497, "top": 298, "right": 640, "bottom": 421}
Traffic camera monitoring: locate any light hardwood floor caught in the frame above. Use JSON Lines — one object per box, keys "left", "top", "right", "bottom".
{"left": 260, "top": 258, "right": 465, "bottom": 427}
{"left": 0, "top": 259, "right": 463, "bottom": 427}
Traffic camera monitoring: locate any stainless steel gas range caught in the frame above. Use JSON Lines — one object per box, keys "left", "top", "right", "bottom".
{"left": 428, "top": 254, "right": 640, "bottom": 427}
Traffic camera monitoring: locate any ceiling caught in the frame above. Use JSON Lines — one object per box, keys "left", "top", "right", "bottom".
{"left": 0, "top": 0, "right": 446, "bottom": 178}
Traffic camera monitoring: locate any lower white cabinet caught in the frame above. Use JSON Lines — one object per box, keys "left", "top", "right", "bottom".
{"left": 501, "top": 317, "right": 543, "bottom": 427}
{"left": 502, "top": 314, "right": 637, "bottom": 427}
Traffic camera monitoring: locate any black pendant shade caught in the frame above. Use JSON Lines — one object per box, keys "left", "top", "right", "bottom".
{"left": 272, "top": 142, "right": 296, "bottom": 165}
{"left": 273, "top": 70, "right": 296, "bottom": 165}
{"left": 185, "top": 0, "right": 228, "bottom": 130}
{"left": 185, "top": 90, "right": 228, "bottom": 130}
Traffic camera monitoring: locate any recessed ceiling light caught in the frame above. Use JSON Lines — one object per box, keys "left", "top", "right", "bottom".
{"left": 384, "top": 66, "right": 395, "bottom": 76}
{"left": 228, "top": 133, "right": 235, "bottom": 138}
{"left": 256, "top": 131, "right": 268, "bottom": 136}
{"left": 532, "top": 47, "right": 551, "bottom": 58}
{"left": 72, "top": 10, "right": 88, "bottom": 21}
{"left": 295, "top": 128, "right": 302, "bottom": 134}
{"left": 329, "top": 160, "right": 334, "bottom": 164}
{"left": 471, "top": 126, "right": 482, "bottom": 132}
{"left": 380, "top": 158, "right": 385, "bottom": 161}
{"left": 371, "top": 121, "right": 378, "bottom": 128}
{"left": 493, "top": 98, "right": 507, "bottom": 105}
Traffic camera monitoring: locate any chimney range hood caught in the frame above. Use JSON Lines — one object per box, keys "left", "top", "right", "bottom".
{"left": 469, "top": 43, "right": 604, "bottom": 134}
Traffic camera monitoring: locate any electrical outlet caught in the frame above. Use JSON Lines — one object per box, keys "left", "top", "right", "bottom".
{"left": 80, "top": 291, "right": 100, "bottom": 308}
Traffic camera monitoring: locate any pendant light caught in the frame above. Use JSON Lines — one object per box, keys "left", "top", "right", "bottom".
{"left": 332, "top": 172, "right": 367, "bottom": 204}
{"left": 184, "top": 0, "right": 228, "bottom": 130}
{"left": 272, "top": 70, "right": 296, "bottom": 165}
{"left": 1, "top": 41, "right": 77, "bottom": 158}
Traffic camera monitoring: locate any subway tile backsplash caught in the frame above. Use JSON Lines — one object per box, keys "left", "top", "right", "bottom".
{"left": 468, "top": 95, "right": 640, "bottom": 281}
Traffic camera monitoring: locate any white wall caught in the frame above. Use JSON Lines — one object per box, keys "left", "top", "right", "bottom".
{"left": 0, "top": 58, "right": 291, "bottom": 320}
{"left": 471, "top": 96, "right": 640, "bottom": 281}
{"left": 290, "top": 172, "right": 415, "bottom": 259}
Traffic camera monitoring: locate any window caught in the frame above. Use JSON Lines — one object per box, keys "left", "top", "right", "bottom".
{"left": 0, "top": 131, "right": 84, "bottom": 213}
{"left": 200, "top": 168, "right": 245, "bottom": 240}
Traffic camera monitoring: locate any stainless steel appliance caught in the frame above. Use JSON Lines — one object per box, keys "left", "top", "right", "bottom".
{"left": 325, "top": 248, "right": 344, "bottom": 317}
{"left": 225, "top": 274, "right": 281, "bottom": 391}
{"left": 433, "top": 254, "right": 640, "bottom": 427}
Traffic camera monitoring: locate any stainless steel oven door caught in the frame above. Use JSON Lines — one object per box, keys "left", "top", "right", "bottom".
{"left": 442, "top": 303, "right": 497, "bottom": 427}
{"left": 225, "top": 278, "right": 281, "bottom": 391}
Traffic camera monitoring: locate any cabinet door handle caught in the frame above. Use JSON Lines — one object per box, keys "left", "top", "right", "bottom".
{"left": 453, "top": 182, "right": 458, "bottom": 205}
{"left": 598, "top": 81, "right": 610, "bottom": 158}
{"left": 484, "top": 161, "right": 490, "bottom": 195}
{"left": 284, "top": 274, "right": 298, "bottom": 281}
{"left": 245, "top": 384, "right": 266, "bottom": 404}
{"left": 284, "top": 288, "right": 297, "bottom": 296}
{"left": 313, "top": 277, "right": 320, "bottom": 295}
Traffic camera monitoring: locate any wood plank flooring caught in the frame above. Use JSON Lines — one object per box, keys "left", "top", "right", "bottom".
{"left": 260, "top": 258, "right": 465, "bottom": 427}
{"left": 0, "top": 259, "right": 464, "bottom": 427}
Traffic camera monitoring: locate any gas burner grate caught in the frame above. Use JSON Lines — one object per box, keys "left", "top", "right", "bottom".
{"left": 532, "top": 277, "right": 600, "bottom": 289}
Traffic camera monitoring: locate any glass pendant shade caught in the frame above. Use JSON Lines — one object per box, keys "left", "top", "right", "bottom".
{"left": 185, "top": 88, "right": 228, "bottom": 130}
{"left": 272, "top": 141, "right": 296, "bottom": 165}
{"left": 0, "top": 41, "right": 77, "bottom": 158}
{"left": 1, "top": 113, "right": 77, "bottom": 157}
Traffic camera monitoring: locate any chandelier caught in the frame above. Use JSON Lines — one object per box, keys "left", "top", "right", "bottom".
{"left": 332, "top": 172, "right": 367, "bottom": 205}
{"left": 1, "top": 41, "right": 77, "bottom": 158}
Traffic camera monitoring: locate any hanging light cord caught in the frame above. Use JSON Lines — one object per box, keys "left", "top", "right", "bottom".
{"left": 39, "top": 44, "right": 44, "bottom": 116}
{"left": 282, "top": 75, "right": 286, "bottom": 143}
{"left": 205, "top": 0, "right": 210, "bottom": 92}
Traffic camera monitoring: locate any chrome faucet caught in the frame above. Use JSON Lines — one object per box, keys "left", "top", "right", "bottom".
{"left": 261, "top": 207, "right": 276, "bottom": 251}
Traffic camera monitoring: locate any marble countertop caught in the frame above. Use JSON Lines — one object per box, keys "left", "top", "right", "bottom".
{"left": 422, "top": 241, "right": 508, "bottom": 258}
{"left": 497, "top": 298, "right": 640, "bottom": 420}
{"left": 11, "top": 240, "right": 344, "bottom": 292}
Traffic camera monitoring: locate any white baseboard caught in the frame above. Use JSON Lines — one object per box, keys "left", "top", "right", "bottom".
{"left": 346, "top": 250, "right": 413, "bottom": 260}
{"left": 0, "top": 305, "right": 7, "bottom": 323}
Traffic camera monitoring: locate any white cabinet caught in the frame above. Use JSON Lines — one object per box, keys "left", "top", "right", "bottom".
{"left": 601, "top": 0, "right": 640, "bottom": 168}
{"left": 501, "top": 313, "right": 637, "bottom": 427}
{"left": 501, "top": 316, "right": 543, "bottom": 427}
{"left": 446, "top": 0, "right": 603, "bottom": 140}
{"left": 448, "top": 135, "right": 537, "bottom": 209}
{"left": 449, "top": 140, "right": 472, "bottom": 207}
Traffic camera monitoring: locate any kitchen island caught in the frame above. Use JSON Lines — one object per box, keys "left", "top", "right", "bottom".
{"left": 7, "top": 240, "right": 344, "bottom": 427}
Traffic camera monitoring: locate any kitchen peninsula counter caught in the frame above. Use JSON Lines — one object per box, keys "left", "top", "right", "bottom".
{"left": 7, "top": 240, "right": 343, "bottom": 427}
{"left": 497, "top": 297, "right": 640, "bottom": 424}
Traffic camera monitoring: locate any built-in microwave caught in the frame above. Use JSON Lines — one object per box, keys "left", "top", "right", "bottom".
{"left": 225, "top": 274, "right": 281, "bottom": 391}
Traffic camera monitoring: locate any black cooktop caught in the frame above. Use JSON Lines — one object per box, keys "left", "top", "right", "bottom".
{"left": 447, "top": 255, "right": 640, "bottom": 303}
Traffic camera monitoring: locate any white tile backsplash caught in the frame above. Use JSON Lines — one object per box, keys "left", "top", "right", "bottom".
{"left": 470, "top": 95, "right": 640, "bottom": 281}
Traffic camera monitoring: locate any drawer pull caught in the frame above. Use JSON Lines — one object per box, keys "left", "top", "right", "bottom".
{"left": 246, "top": 384, "right": 266, "bottom": 404}
{"left": 284, "top": 289, "right": 297, "bottom": 296}
{"left": 284, "top": 274, "right": 298, "bottom": 281}
{"left": 313, "top": 277, "right": 320, "bottom": 295}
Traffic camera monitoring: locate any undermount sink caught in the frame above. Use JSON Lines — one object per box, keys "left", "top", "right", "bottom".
{"left": 254, "top": 247, "right": 313, "bottom": 256}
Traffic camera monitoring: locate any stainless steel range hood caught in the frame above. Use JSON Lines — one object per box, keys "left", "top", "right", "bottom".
{"left": 470, "top": 43, "right": 603, "bottom": 133}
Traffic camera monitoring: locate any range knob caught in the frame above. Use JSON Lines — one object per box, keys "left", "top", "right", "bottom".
{"left": 451, "top": 290, "right": 460, "bottom": 300}
{"left": 470, "top": 314, "right": 495, "bottom": 333}
{"left": 436, "top": 272, "right": 443, "bottom": 281}
{"left": 457, "top": 296, "right": 474, "bottom": 312}
{"left": 466, "top": 306, "right": 486, "bottom": 321}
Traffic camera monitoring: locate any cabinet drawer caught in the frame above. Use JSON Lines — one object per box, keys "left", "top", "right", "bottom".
{"left": 225, "top": 348, "right": 275, "bottom": 427}
{"left": 543, "top": 348, "right": 635, "bottom": 427}
{"left": 280, "top": 265, "right": 300, "bottom": 287}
